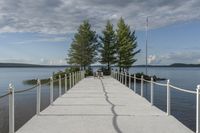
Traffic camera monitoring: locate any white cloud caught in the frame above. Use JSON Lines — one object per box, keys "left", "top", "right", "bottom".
{"left": 146, "top": 51, "right": 200, "bottom": 65}
{"left": 0, "top": 58, "right": 31, "bottom": 63}
{"left": 0, "top": 0, "right": 199, "bottom": 34}
{"left": 148, "top": 55, "right": 161, "bottom": 64}
{"left": 14, "top": 36, "right": 67, "bottom": 44}
{"left": 40, "top": 58, "right": 66, "bottom": 65}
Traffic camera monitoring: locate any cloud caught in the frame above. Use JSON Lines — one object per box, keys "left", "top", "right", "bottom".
{"left": 146, "top": 51, "right": 200, "bottom": 65}
{"left": 0, "top": 0, "right": 199, "bottom": 34}
{"left": 15, "top": 36, "right": 67, "bottom": 44}
{"left": 40, "top": 58, "right": 66, "bottom": 65}
{"left": 147, "top": 55, "right": 162, "bottom": 64}
{"left": 0, "top": 58, "right": 31, "bottom": 63}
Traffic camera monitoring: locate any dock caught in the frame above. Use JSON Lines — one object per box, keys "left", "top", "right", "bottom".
{"left": 16, "top": 76, "right": 193, "bottom": 133}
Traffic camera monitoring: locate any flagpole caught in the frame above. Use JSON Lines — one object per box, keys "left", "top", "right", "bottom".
{"left": 145, "top": 17, "right": 148, "bottom": 76}
{"left": 145, "top": 17, "right": 148, "bottom": 98}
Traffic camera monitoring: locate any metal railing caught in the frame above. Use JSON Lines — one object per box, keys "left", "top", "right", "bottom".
{"left": 0, "top": 70, "right": 85, "bottom": 133}
{"left": 111, "top": 70, "right": 199, "bottom": 133}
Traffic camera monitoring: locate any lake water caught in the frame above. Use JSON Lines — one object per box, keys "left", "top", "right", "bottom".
{"left": 0, "top": 67, "right": 199, "bottom": 132}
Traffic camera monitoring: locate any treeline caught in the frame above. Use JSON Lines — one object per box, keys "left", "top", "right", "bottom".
{"left": 67, "top": 17, "right": 140, "bottom": 72}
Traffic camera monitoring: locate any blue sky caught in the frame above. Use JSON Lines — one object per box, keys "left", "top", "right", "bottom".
{"left": 0, "top": 0, "right": 200, "bottom": 65}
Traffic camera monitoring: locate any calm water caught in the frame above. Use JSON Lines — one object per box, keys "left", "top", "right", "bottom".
{"left": 0, "top": 67, "right": 66, "bottom": 133}
{"left": 0, "top": 67, "right": 199, "bottom": 132}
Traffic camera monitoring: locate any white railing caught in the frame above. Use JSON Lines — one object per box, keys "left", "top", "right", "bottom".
{"left": 111, "top": 70, "right": 199, "bottom": 133}
{"left": 0, "top": 70, "right": 85, "bottom": 133}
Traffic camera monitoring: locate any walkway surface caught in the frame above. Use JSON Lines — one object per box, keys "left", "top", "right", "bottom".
{"left": 16, "top": 76, "right": 194, "bottom": 133}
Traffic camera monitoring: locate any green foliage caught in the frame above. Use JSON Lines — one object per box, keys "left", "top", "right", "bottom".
{"left": 67, "top": 20, "right": 98, "bottom": 70}
{"left": 24, "top": 67, "right": 80, "bottom": 85}
{"left": 99, "top": 20, "right": 117, "bottom": 72}
{"left": 65, "top": 67, "right": 80, "bottom": 73}
{"left": 85, "top": 66, "right": 93, "bottom": 76}
{"left": 130, "top": 73, "right": 166, "bottom": 82}
{"left": 116, "top": 18, "right": 140, "bottom": 71}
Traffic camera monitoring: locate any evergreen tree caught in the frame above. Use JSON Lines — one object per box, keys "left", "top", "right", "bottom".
{"left": 116, "top": 18, "right": 140, "bottom": 71}
{"left": 99, "top": 20, "right": 117, "bottom": 72}
{"left": 67, "top": 20, "right": 98, "bottom": 70}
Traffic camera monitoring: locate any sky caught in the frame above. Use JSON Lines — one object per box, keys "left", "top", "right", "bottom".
{"left": 0, "top": 0, "right": 200, "bottom": 65}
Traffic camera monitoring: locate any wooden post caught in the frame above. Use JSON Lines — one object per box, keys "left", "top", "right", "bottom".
{"left": 129, "top": 74, "right": 131, "bottom": 89}
{"left": 37, "top": 79, "right": 41, "bottom": 115}
{"left": 50, "top": 77, "right": 53, "bottom": 105}
{"left": 65, "top": 74, "right": 67, "bottom": 92}
{"left": 167, "top": 79, "right": 171, "bottom": 116}
{"left": 196, "top": 85, "right": 200, "bottom": 133}
{"left": 69, "top": 73, "right": 72, "bottom": 89}
{"left": 141, "top": 75, "right": 143, "bottom": 97}
{"left": 59, "top": 75, "right": 61, "bottom": 96}
{"left": 134, "top": 74, "right": 136, "bottom": 93}
{"left": 8, "top": 83, "right": 14, "bottom": 133}
{"left": 125, "top": 72, "right": 127, "bottom": 86}
{"left": 150, "top": 77, "right": 154, "bottom": 106}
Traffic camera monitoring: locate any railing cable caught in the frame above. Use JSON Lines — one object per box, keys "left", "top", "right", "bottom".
{"left": 0, "top": 92, "right": 11, "bottom": 99}
{"left": 169, "top": 84, "right": 196, "bottom": 94}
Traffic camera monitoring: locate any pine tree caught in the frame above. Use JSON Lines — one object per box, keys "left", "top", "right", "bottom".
{"left": 99, "top": 20, "right": 117, "bottom": 72}
{"left": 67, "top": 20, "right": 98, "bottom": 70}
{"left": 116, "top": 18, "right": 140, "bottom": 71}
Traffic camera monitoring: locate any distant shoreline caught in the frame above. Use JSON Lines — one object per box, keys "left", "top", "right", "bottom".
{"left": 0, "top": 63, "right": 69, "bottom": 68}
{"left": 0, "top": 63, "right": 200, "bottom": 68}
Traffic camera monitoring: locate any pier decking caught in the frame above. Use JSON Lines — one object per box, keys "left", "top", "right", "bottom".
{"left": 16, "top": 76, "right": 193, "bottom": 133}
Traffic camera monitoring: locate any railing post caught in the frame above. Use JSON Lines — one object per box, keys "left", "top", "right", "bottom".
{"left": 74, "top": 72, "right": 76, "bottom": 85}
{"left": 69, "top": 73, "right": 72, "bottom": 89}
{"left": 119, "top": 72, "right": 121, "bottom": 82}
{"left": 120, "top": 72, "right": 122, "bottom": 83}
{"left": 117, "top": 71, "right": 119, "bottom": 81}
{"left": 125, "top": 72, "right": 127, "bottom": 86}
{"left": 8, "top": 83, "right": 14, "bottom": 133}
{"left": 74, "top": 72, "right": 76, "bottom": 84}
{"left": 134, "top": 74, "right": 136, "bottom": 93}
{"left": 50, "top": 77, "right": 53, "bottom": 105}
{"left": 36, "top": 79, "right": 41, "bottom": 115}
{"left": 78, "top": 71, "right": 80, "bottom": 81}
{"left": 141, "top": 75, "right": 143, "bottom": 97}
{"left": 129, "top": 74, "right": 131, "bottom": 89}
{"left": 197, "top": 85, "right": 200, "bottom": 133}
{"left": 72, "top": 72, "right": 74, "bottom": 86}
{"left": 118, "top": 70, "right": 120, "bottom": 81}
{"left": 76, "top": 72, "right": 77, "bottom": 83}
{"left": 77, "top": 71, "right": 79, "bottom": 82}
{"left": 76, "top": 72, "right": 77, "bottom": 82}
{"left": 81, "top": 71, "right": 83, "bottom": 79}
{"left": 79, "top": 71, "right": 80, "bottom": 80}
{"left": 122, "top": 72, "right": 125, "bottom": 84}
{"left": 151, "top": 77, "right": 154, "bottom": 106}
{"left": 167, "top": 79, "right": 171, "bottom": 116}
{"left": 65, "top": 74, "right": 67, "bottom": 92}
{"left": 122, "top": 72, "right": 124, "bottom": 84}
{"left": 59, "top": 75, "right": 61, "bottom": 97}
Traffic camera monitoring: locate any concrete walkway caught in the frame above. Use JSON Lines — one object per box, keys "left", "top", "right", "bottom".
{"left": 16, "top": 76, "right": 194, "bottom": 133}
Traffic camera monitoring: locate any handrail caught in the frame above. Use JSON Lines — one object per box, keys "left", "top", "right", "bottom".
{"left": 169, "top": 84, "right": 196, "bottom": 94}
{"left": 15, "top": 84, "right": 39, "bottom": 94}
{"left": 0, "top": 70, "right": 85, "bottom": 133}
{"left": 143, "top": 79, "right": 151, "bottom": 83}
{"left": 153, "top": 81, "right": 167, "bottom": 87}
{"left": 0, "top": 92, "right": 11, "bottom": 99}
{"left": 111, "top": 70, "right": 200, "bottom": 132}
{"left": 128, "top": 73, "right": 193, "bottom": 93}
